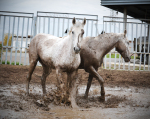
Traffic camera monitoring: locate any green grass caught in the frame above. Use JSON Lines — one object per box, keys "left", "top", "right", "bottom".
{"left": 131, "top": 56, "right": 134, "bottom": 59}
{"left": 135, "top": 67, "right": 143, "bottom": 70}
{"left": 106, "top": 53, "right": 137, "bottom": 59}
{"left": 0, "top": 44, "right": 2, "bottom": 60}
{"left": 11, "top": 62, "right": 15, "bottom": 65}
{"left": 106, "top": 67, "right": 115, "bottom": 69}
{"left": 2, "top": 61, "right": 22, "bottom": 65}
{"left": 106, "top": 54, "right": 120, "bottom": 58}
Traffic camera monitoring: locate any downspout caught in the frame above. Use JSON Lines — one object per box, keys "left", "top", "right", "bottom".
{"left": 123, "top": 6, "right": 127, "bottom": 30}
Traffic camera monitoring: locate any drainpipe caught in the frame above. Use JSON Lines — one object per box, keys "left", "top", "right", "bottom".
{"left": 148, "top": 24, "right": 149, "bottom": 38}
{"left": 123, "top": 6, "right": 127, "bottom": 30}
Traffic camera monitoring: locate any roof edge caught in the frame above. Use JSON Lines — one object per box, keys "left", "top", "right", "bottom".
{"left": 101, "top": 0, "right": 150, "bottom": 5}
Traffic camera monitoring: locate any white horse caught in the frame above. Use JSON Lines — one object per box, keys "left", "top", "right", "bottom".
{"left": 26, "top": 18, "right": 86, "bottom": 108}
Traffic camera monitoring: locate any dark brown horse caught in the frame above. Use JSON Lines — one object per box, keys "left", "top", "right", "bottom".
{"left": 78, "top": 30, "right": 130, "bottom": 100}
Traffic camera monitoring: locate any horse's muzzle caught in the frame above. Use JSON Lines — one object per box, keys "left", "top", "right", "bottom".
{"left": 125, "top": 56, "right": 130, "bottom": 62}
{"left": 74, "top": 47, "right": 80, "bottom": 54}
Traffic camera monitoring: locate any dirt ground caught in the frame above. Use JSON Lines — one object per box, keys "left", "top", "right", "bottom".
{"left": 0, "top": 64, "right": 150, "bottom": 119}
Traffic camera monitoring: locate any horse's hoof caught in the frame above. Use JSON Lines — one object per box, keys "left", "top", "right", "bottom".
{"left": 71, "top": 104, "right": 79, "bottom": 109}
{"left": 84, "top": 95, "right": 88, "bottom": 99}
{"left": 26, "top": 92, "right": 29, "bottom": 96}
{"left": 100, "top": 96, "right": 105, "bottom": 102}
{"left": 43, "top": 95, "right": 48, "bottom": 100}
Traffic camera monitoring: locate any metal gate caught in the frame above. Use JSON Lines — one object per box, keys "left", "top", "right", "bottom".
{"left": 1, "top": 11, "right": 149, "bottom": 71}
{"left": 0, "top": 11, "right": 98, "bottom": 66}
{"left": 103, "top": 16, "right": 150, "bottom": 71}
{"left": 0, "top": 11, "right": 34, "bottom": 65}
{"left": 35, "top": 11, "right": 98, "bottom": 37}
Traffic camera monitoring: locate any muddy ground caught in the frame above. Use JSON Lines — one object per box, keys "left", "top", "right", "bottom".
{"left": 0, "top": 64, "right": 150, "bottom": 119}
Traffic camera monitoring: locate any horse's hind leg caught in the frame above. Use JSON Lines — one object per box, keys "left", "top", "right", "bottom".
{"left": 84, "top": 73, "right": 93, "bottom": 99}
{"left": 26, "top": 59, "right": 38, "bottom": 95}
{"left": 41, "top": 65, "right": 51, "bottom": 95}
{"left": 88, "top": 66, "right": 105, "bottom": 101}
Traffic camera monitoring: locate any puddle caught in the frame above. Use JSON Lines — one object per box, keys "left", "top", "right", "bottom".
{"left": 0, "top": 84, "right": 57, "bottom": 96}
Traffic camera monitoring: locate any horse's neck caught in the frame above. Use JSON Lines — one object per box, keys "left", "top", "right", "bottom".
{"left": 98, "top": 34, "right": 119, "bottom": 57}
{"left": 63, "top": 35, "right": 76, "bottom": 58}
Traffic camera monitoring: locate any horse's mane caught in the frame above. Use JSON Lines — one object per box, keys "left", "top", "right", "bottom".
{"left": 68, "top": 27, "right": 72, "bottom": 35}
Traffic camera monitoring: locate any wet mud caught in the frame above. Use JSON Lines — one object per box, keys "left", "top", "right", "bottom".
{"left": 0, "top": 65, "right": 150, "bottom": 119}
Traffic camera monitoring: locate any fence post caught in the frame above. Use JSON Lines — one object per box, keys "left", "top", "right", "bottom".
{"left": 33, "top": 16, "right": 37, "bottom": 37}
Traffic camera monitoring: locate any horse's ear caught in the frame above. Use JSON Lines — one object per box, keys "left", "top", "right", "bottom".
{"left": 124, "top": 29, "right": 127, "bottom": 37}
{"left": 72, "top": 17, "right": 76, "bottom": 25}
{"left": 82, "top": 18, "right": 86, "bottom": 25}
{"left": 65, "top": 29, "right": 68, "bottom": 34}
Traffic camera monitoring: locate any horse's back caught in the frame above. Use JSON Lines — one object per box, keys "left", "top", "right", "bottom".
{"left": 30, "top": 33, "right": 59, "bottom": 51}
{"left": 31, "top": 33, "right": 58, "bottom": 44}
{"left": 29, "top": 34, "right": 59, "bottom": 62}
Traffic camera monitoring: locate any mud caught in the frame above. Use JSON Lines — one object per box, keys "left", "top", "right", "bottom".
{"left": 0, "top": 65, "right": 150, "bottom": 119}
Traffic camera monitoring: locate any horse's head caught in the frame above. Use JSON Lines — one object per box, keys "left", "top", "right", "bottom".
{"left": 116, "top": 30, "right": 130, "bottom": 62}
{"left": 70, "top": 17, "right": 86, "bottom": 54}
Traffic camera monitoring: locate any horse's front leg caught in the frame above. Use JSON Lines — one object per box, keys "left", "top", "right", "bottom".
{"left": 66, "top": 72, "right": 71, "bottom": 90}
{"left": 56, "top": 67, "right": 67, "bottom": 104}
{"left": 89, "top": 66, "right": 105, "bottom": 101}
{"left": 68, "top": 71, "right": 79, "bottom": 109}
{"left": 56, "top": 67, "right": 65, "bottom": 90}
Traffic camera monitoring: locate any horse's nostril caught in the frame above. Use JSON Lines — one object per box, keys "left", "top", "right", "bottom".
{"left": 74, "top": 47, "right": 75, "bottom": 51}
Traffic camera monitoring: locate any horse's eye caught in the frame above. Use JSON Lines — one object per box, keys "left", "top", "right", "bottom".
{"left": 72, "top": 31, "right": 74, "bottom": 34}
{"left": 81, "top": 29, "right": 84, "bottom": 34}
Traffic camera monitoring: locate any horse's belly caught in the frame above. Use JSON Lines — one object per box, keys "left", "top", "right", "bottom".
{"left": 55, "top": 55, "right": 80, "bottom": 72}
{"left": 59, "top": 63, "right": 79, "bottom": 72}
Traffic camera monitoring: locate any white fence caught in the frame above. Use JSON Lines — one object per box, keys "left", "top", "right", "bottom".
{"left": 103, "top": 16, "right": 150, "bottom": 71}
{"left": 0, "top": 11, "right": 150, "bottom": 71}
{"left": 0, "top": 11, "right": 34, "bottom": 65}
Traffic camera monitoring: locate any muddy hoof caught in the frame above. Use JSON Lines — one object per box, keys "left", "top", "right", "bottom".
{"left": 26, "top": 92, "right": 30, "bottom": 96}
{"left": 100, "top": 96, "right": 105, "bottom": 102}
{"left": 71, "top": 104, "right": 79, "bottom": 109}
{"left": 84, "top": 95, "right": 88, "bottom": 99}
{"left": 35, "top": 100, "right": 45, "bottom": 107}
{"left": 42, "top": 107, "right": 50, "bottom": 111}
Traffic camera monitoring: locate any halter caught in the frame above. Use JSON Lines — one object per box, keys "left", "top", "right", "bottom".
{"left": 130, "top": 53, "right": 134, "bottom": 57}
